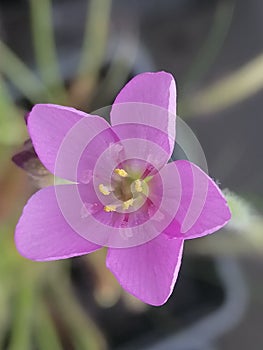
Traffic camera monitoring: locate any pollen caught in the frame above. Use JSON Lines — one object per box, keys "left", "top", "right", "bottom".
{"left": 104, "top": 205, "right": 117, "bottom": 212}
{"left": 134, "top": 179, "right": 143, "bottom": 192}
{"left": 114, "top": 168, "right": 128, "bottom": 177}
{"left": 122, "top": 198, "right": 134, "bottom": 210}
{"left": 99, "top": 184, "right": 111, "bottom": 196}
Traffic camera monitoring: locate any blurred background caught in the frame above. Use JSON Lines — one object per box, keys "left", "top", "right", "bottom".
{"left": 0, "top": 0, "right": 262, "bottom": 349}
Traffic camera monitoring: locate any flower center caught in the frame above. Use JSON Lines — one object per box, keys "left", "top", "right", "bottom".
{"left": 99, "top": 168, "right": 148, "bottom": 213}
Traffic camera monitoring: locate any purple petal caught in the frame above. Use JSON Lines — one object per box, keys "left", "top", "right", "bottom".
{"left": 27, "top": 104, "right": 111, "bottom": 180}
{"left": 111, "top": 71, "right": 176, "bottom": 156}
{"left": 75, "top": 127, "right": 120, "bottom": 184}
{"left": 111, "top": 123, "right": 172, "bottom": 162}
{"left": 106, "top": 234, "right": 184, "bottom": 306}
{"left": 15, "top": 186, "right": 101, "bottom": 261}
{"left": 162, "top": 160, "right": 231, "bottom": 239}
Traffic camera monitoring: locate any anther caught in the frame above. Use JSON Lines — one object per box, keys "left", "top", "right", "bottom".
{"left": 114, "top": 168, "right": 128, "bottom": 177}
{"left": 134, "top": 179, "right": 143, "bottom": 192}
{"left": 99, "top": 184, "right": 111, "bottom": 196}
{"left": 104, "top": 205, "right": 116, "bottom": 212}
{"left": 122, "top": 198, "right": 134, "bottom": 210}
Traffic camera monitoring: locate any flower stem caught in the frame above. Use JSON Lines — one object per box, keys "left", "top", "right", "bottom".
{"left": 182, "top": 53, "right": 263, "bottom": 116}
{"left": 0, "top": 41, "right": 52, "bottom": 103}
{"left": 34, "top": 299, "right": 63, "bottom": 350}
{"left": 28, "top": 0, "right": 68, "bottom": 104}
{"left": 48, "top": 267, "right": 107, "bottom": 350}
{"left": 70, "top": 0, "right": 112, "bottom": 109}
{"left": 8, "top": 281, "right": 35, "bottom": 350}
{"left": 0, "top": 76, "right": 25, "bottom": 145}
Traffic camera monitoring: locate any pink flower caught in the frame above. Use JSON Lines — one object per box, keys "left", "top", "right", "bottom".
{"left": 15, "top": 72, "right": 231, "bottom": 306}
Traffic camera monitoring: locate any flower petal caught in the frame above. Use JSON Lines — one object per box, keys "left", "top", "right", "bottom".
{"left": 111, "top": 123, "right": 172, "bottom": 162}
{"left": 162, "top": 160, "right": 231, "bottom": 239}
{"left": 27, "top": 104, "right": 111, "bottom": 180}
{"left": 15, "top": 186, "right": 101, "bottom": 261}
{"left": 111, "top": 71, "right": 176, "bottom": 157}
{"left": 106, "top": 234, "right": 184, "bottom": 306}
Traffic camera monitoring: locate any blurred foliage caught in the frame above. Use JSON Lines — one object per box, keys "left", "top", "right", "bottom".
{"left": 28, "top": 0, "right": 68, "bottom": 104}
{"left": 0, "top": 78, "right": 25, "bottom": 146}
{"left": 182, "top": 0, "right": 235, "bottom": 94}
{"left": 183, "top": 53, "right": 263, "bottom": 116}
{"left": 0, "top": 0, "right": 263, "bottom": 349}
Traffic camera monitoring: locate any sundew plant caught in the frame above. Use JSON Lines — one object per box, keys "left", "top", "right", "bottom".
{"left": 14, "top": 71, "right": 231, "bottom": 305}
{"left": 1, "top": 0, "right": 262, "bottom": 349}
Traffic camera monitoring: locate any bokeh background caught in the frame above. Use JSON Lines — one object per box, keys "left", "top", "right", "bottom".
{"left": 0, "top": 0, "right": 262, "bottom": 349}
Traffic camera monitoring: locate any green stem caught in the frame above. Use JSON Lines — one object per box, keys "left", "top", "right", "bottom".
{"left": 0, "top": 282, "right": 12, "bottom": 348}
{"left": 8, "top": 282, "right": 35, "bottom": 350}
{"left": 29, "top": 0, "right": 67, "bottom": 103}
{"left": 35, "top": 299, "right": 63, "bottom": 350}
{"left": 0, "top": 41, "right": 52, "bottom": 103}
{"left": 78, "top": 0, "right": 112, "bottom": 76}
{"left": 70, "top": 0, "right": 112, "bottom": 108}
{"left": 0, "top": 76, "right": 25, "bottom": 145}
{"left": 182, "top": 0, "right": 236, "bottom": 94}
{"left": 183, "top": 53, "right": 263, "bottom": 116}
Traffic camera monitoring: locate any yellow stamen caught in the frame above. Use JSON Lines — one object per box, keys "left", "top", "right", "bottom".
{"left": 134, "top": 179, "right": 143, "bottom": 192}
{"left": 122, "top": 198, "right": 134, "bottom": 210}
{"left": 114, "top": 168, "right": 128, "bottom": 177}
{"left": 104, "top": 205, "right": 116, "bottom": 212}
{"left": 99, "top": 184, "right": 111, "bottom": 196}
